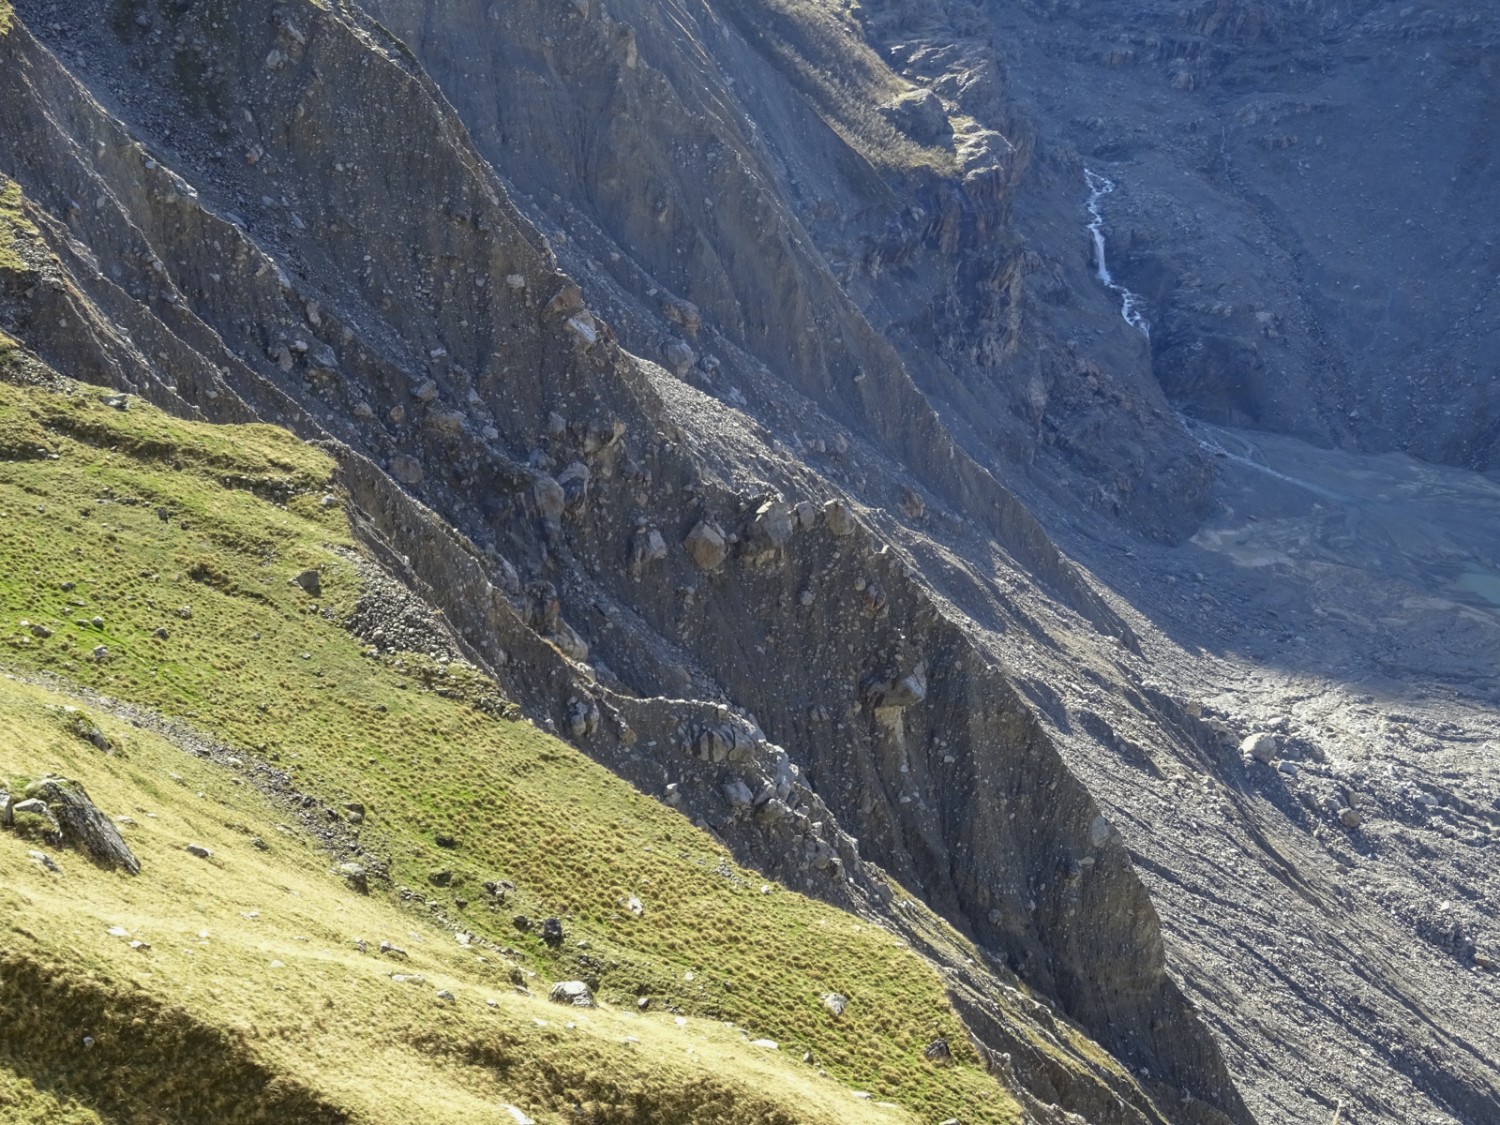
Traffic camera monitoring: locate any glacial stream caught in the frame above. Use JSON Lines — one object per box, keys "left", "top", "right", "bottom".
{"left": 1085, "top": 169, "right": 1150, "bottom": 337}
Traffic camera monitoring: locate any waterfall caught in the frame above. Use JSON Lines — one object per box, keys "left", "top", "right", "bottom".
{"left": 1085, "top": 169, "right": 1151, "bottom": 337}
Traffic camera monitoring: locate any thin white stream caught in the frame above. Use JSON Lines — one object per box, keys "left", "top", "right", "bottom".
{"left": 1085, "top": 169, "right": 1150, "bottom": 337}
{"left": 1179, "top": 414, "right": 1350, "bottom": 502}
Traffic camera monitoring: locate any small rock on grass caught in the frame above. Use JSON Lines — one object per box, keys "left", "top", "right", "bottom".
{"left": 184, "top": 843, "right": 213, "bottom": 859}
{"left": 289, "top": 569, "right": 322, "bottom": 597}
{"left": 548, "top": 980, "right": 595, "bottom": 1008}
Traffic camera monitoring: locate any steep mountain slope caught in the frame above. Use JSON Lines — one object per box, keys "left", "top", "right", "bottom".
{"left": 0, "top": 2, "right": 1496, "bottom": 1124}
{"left": 0, "top": 5, "right": 1237, "bottom": 1122}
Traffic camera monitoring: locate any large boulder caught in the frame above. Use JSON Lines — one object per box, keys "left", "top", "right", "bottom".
{"left": 21, "top": 776, "right": 139, "bottom": 875}
{"left": 684, "top": 521, "right": 728, "bottom": 570}
{"left": 548, "top": 980, "right": 595, "bottom": 1007}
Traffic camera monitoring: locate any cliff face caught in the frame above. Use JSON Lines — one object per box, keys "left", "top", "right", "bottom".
{"left": 993, "top": 0, "right": 1500, "bottom": 469}
{"left": 1, "top": 1, "right": 1498, "bottom": 1124}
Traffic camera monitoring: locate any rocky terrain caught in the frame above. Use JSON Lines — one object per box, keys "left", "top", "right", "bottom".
{"left": 0, "top": 0, "right": 1496, "bottom": 1123}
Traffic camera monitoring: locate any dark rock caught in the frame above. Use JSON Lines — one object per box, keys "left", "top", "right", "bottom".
{"left": 20, "top": 777, "right": 139, "bottom": 874}
{"left": 548, "top": 980, "right": 595, "bottom": 1007}
{"left": 541, "top": 917, "right": 564, "bottom": 947}
{"left": 290, "top": 569, "right": 322, "bottom": 596}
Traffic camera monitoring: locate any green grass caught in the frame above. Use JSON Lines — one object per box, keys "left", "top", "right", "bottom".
{"left": 0, "top": 376, "right": 1024, "bottom": 1123}
{"left": 0, "top": 179, "right": 38, "bottom": 273}
{"left": 0, "top": 3, "right": 12, "bottom": 38}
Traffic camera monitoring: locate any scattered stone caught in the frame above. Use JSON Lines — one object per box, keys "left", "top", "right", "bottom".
{"left": 91, "top": 645, "right": 110, "bottom": 662}
{"left": 28, "top": 849, "right": 61, "bottom": 873}
{"left": 567, "top": 696, "right": 601, "bottom": 738}
{"left": 629, "top": 526, "right": 668, "bottom": 577}
{"left": 501, "top": 1106, "right": 536, "bottom": 1125}
{"left": 567, "top": 314, "right": 599, "bottom": 345}
{"left": 823, "top": 499, "right": 857, "bottom": 537}
{"left": 379, "top": 940, "right": 409, "bottom": 959}
{"left": 822, "top": 992, "right": 848, "bottom": 1018}
{"left": 557, "top": 461, "right": 590, "bottom": 509}
{"left": 29, "top": 623, "right": 52, "bottom": 638}
{"left": 289, "top": 569, "right": 322, "bottom": 597}
{"left": 177, "top": 605, "right": 193, "bottom": 619}
{"left": 663, "top": 337, "right": 696, "bottom": 376}
{"left": 533, "top": 474, "right": 566, "bottom": 525}
{"left": 338, "top": 862, "right": 369, "bottom": 894}
{"left": 391, "top": 455, "right": 425, "bottom": 486}
{"left": 1278, "top": 761, "right": 1298, "bottom": 778}
{"left": 541, "top": 917, "right": 564, "bottom": 947}
{"left": 153, "top": 626, "right": 170, "bottom": 640}
{"left": 91, "top": 616, "right": 105, "bottom": 629}
{"left": 1241, "top": 733, "right": 1278, "bottom": 764}
{"left": 750, "top": 1038, "right": 779, "bottom": 1050}
{"left": 548, "top": 980, "right": 595, "bottom": 1007}
{"left": 636, "top": 996, "right": 650, "bottom": 1011}
{"left": 428, "top": 869, "right": 453, "bottom": 887}
{"left": 435, "top": 988, "right": 455, "bottom": 1003}
{"left": 863, "top": 665, "right": 927, "bottom": 710}
{"left": 184, "top": 843, "right": 213, "bottom": 859}
{"left": 411, "top": 379, "right": 440, "bottom": 402}
{"left": 924, "top": 1038, "right": 953, "bottom": 1064}
{"left": 722, "top": 779, "right": 755, "bottom": 810}
{"left": 1339, "top": 806, "right": 1362, "bottom": 829}
{"left": 624, "top": 895, "right": 644, "bottom": 917}
{"left": 683, "top": 520, "right": 728, "bottom": 570}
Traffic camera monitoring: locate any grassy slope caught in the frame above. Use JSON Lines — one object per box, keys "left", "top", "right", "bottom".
{"left": 0, "top": 375, "right": 1025, "bottom": 1123}
{"left": 0, "top": 179, "right": 37, "bottom": 273}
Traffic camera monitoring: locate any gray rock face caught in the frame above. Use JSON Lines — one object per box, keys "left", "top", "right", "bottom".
{"left": 822, "top": 500, "right": 857, "bottom": 538}
{"left": 19, "top": 777, "right": 139, "bottom": 875}
{"left": 880, "top": 89, "right": 949, "bottom": 144}
{"left": 548, "top": 980, "right": 595, "bottom": 1008}
{"left": 1240, "top": 733, "right": 1278, "bottom": 765}
{"left": 683, "top": 521, "right": 728, "bottom": 571}
{"left": 338, "top": 862, "right": 370, "bottom": 894}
